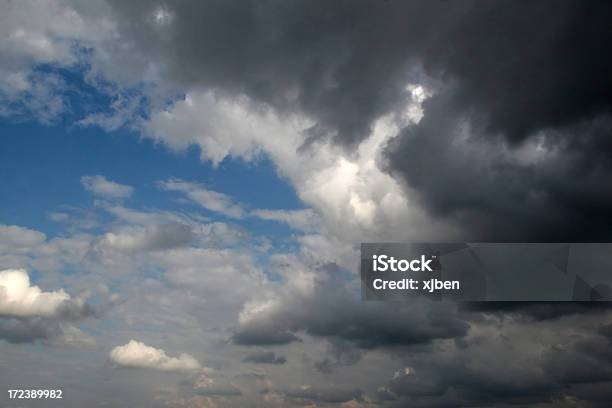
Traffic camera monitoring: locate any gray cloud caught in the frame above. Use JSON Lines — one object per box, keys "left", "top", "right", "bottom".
{"left": 385, "top": 93, "right": 612, "bottom": 241}
{"left": 242, "top": 350, "right": 286, "bottom": 365}
{"left": 462, "top": 301, "right": 612, "bottom": 321}
{"left": 0, "top": 301, "right": 99, "bottom": 345}
{"left": 368, "top": 316, "right": 612, "bottom": 408}
{"left": 195, "top": 384, "right": 242, "bottom": 397}
{"left": 269, "top": 385, "right": 363, "bottom": 404}
{"left": 314, "top": 339, "right": 362, "bottom": 374}
{"left": 104, "top": 0, "right": 423, "bottom": 145}
{"left": 0, "top": 316, "right": 96, "bottom": 347}
{"left": 88, "top": 222, "right": 194, "bottom": 256}
{"left": 0, "top": 269, "right": 105, "bottom": 345}
{"left": 0, "top": 316, "right": 62, "bottom": 344}
{"left": 94, "top": 0, "right": 612, "bottom": 241}
{"left": 104, "top": 1, "right": 612, "bottom": 144}
{"left": 233, "top": 264, "right": 469, "bottom": 348}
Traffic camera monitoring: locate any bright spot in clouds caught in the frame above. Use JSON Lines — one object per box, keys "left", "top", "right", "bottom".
{"left": 0, "top": 269, "right": 69, "bottom": 317}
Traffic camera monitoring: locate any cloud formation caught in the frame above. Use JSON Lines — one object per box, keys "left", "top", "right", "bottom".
{"left": 93, "top": 0, "right": 612, "bottom": 241}
{"left": 90, "top": 222, "right": 193, "bottom": 254}
{"left": 159, "top": 179, "right": 245, "bottom": 219}
{"left": 1, "top": 1, "right": 612, "bottom": 406}
{"left": 81, "top": 175, "right": 133, "bottom": 200}
{"left": 251, "top": 209, "right": 320, "bottom": 232}
{"left": 0, "top": 225, "right": 46, "bottom": 249}
{"left": 233, "top": 262, "right": 468, "bottom": 348}
{"left": 3, "top": 0, "right": 612, "bottom": 240}
{"left": 147, "top": 90, "right": 460, "bottom": 246}
{"left": 278, "top": 385, "right": 363, "bottom": 405}
{"left": 0, "top": 269, "right": 69, "bottom": 317}
{"left": 0, "top": 269, "right": 98, "bottom": 345}
{"left": 109, "top": 340, "right": 201, "bottom": 373}
{"left": 242, "top": 350, "right": 286, "bottom": 365}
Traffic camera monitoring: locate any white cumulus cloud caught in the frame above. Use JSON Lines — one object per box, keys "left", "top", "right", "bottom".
{"left": 109, "top": 340, "right": 202, "bottom": 373}
{"left": 0, "top": 269, "right": 69, "bottom": 317}
{"left": 145, "top": 90, "right": 463, "bottom": 247}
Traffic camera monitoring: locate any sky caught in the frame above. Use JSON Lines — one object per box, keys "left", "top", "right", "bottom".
{"left": 1, "top": 1, "right": 612, "bottom": 407}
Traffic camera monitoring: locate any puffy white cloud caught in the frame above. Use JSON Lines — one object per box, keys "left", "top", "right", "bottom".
{"left": 81, "top": 175, "right": 134, "bottom": 199}
{"left": 0, "top": 269, "right": 69, "bottom": 317}
{"left": 145, "top": 90, "right": 463, "bottom": 250}
{"left": 0, "top": 268, "right": 98, "bottom": 345}
{"left": 145, "top": 92, "right": 279, "bottom": 166}
{"left": 159, "top": 179, "right": 245, "bottom": 219}
{"left": 109, "top": 340, "right": 201, "bottom": 373}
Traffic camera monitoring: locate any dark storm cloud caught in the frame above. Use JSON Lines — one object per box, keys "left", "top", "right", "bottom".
{"left": 106, "top": 0, "right": 431, "bottom": 145}
{"left": 242, "top": 350, "right": 286, "bottom": 365}
{"left": 462, "top": 301, "right": 612, "bottom": 320}
{"left": 232, "top": 328, "right": 301, "bottom": 346}
{"left": 374, "top": 328, "right": 612, "bottom": 408}
{"left": 266, "top": 385, "right": 363, "bottom": 404}
{"left": 380, "top": 0, "right": 612, "bottom": 240}
{"left": 385, "top": 93, "right": 612, "bottom": 240}
{"left": 420, "top": 2, "right": 612, "bottom": 143}
{"left": 103, "top": 0, "right": 612, "bottom": 239}
{"left": 233, "top": 264, "right": 469, "bottom": 348}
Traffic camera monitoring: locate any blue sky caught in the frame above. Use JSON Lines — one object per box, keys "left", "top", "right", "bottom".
{"left": 0, "top": 115, "right": 305, "bottom": 239}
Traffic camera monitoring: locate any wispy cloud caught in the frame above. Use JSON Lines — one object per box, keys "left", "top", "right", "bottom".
{"left": 158, "top": 179, "right": 245, "bottom": 218}
{"left": 81, "top": 175, "right": 133, "bottom": 200}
